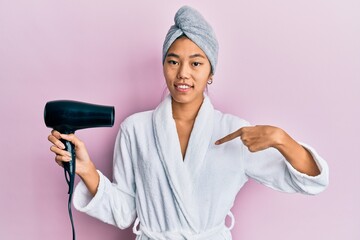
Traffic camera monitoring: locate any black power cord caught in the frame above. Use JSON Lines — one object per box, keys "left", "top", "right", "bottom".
{"left": 63, "top": 140, "right": 76, "bottom": 240}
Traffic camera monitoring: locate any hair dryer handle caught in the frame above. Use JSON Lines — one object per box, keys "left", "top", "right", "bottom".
{"left": 61, "top": 139, "right": 76, "bottom": 195}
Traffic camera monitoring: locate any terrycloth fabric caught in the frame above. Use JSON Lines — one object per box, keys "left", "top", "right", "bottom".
{"left": 73, "top": 95, "right": 329, "bottom": 240}
{"left": 163, "top": 6, "right": 219, "bottom": 74}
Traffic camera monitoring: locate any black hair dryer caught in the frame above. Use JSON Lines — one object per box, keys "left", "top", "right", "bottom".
{"left": 44, "top": 100, "right": 115, "bottom": 240}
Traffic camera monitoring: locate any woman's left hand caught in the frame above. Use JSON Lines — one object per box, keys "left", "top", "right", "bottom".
{"left": 215, "top": 125, "right": 286, "bottom": 152}
{"left": 215, "top": 125, "right": 321, "bottom": 176}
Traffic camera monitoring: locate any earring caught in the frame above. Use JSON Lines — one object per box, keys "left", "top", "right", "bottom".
{"left": 207, "top": 79, "right": 213, "bottom": 85}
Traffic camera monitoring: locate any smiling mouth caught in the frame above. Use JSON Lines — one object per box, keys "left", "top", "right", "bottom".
{"left": 174, "top": 83, "right": 194, "bottom": 91}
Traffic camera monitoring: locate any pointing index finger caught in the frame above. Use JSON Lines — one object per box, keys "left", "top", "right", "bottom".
{"left": 215, "top": 128, "right": 243, "bottom": 145}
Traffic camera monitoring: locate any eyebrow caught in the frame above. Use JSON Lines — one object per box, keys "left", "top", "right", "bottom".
{"left": 166, "top": 53, "right": 180, "bottom": 58}
{"left": 189, "top": 53, "right": 206, "bottom": 59}
{"left": 166, "top": 53, "right": 206, "bottom": 59}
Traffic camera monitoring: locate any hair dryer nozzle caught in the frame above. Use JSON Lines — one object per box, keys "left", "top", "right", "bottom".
{"left": 44, "top": 100, "right": 115, "bottom": 133}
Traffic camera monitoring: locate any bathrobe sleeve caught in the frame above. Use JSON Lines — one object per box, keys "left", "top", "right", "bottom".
{"left": 243, "top": 134, "right": 329, "bottom": 195}
{"left": 73, "top": 125, "right": 136, "bottom": 229}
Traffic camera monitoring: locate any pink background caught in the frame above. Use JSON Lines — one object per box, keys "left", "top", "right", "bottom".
{"left": 1, "top": 0, "right": 359, "bottom": 239}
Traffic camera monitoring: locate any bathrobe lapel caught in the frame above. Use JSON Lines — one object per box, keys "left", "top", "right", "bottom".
{"left": 152, "top": 95, "right": 214, "bottom": 229}
{"left": 183, "top": 96, "right": 214, "bottom": 172}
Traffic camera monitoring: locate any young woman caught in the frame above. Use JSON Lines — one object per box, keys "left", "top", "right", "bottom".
{"left": 48, "top": 6, "right": 329, "bottom": 240}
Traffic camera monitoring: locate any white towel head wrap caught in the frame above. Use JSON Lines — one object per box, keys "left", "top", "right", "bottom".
{"left": 162, "top": 6, "right": 219, "bottom": 74}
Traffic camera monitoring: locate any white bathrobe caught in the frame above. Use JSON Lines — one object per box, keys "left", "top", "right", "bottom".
{"left": 73, "top": 95, "right": 329, "bottom": 240}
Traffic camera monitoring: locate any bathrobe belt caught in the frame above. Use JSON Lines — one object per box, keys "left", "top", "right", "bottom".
{"left": 132, "top": 212, "right": 235, "bottom": 240}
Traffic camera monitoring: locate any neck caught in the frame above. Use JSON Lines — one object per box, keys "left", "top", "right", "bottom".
{"left": 171, "top": 96, "right": 204, "bottom": 121}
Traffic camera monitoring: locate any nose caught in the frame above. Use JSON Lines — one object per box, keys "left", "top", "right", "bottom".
{"left": 177, "top": 63, "right": 190, "bottom": 80}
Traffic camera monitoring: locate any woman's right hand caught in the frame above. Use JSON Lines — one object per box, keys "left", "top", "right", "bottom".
{"left": 48, "top": 130, "right": 99, "bottom": 196}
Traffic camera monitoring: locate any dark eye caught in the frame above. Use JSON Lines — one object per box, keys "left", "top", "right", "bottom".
{"left": 168, "top": 60, "right": 178, "bottom": 65}
{"left": 192, "top": 62, "right": 202, "bottom": 67}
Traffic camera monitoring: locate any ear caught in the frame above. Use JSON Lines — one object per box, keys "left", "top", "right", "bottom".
{"left": 207, "top": 74, "right": 214, "bottom": 85}
{"left": 208, "top": 73, "right": 213, "bottom": 80}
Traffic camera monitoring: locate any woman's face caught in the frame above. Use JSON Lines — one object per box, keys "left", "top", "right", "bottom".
{"left": 163, "top": 36, "right": 212, "bottom": 106}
